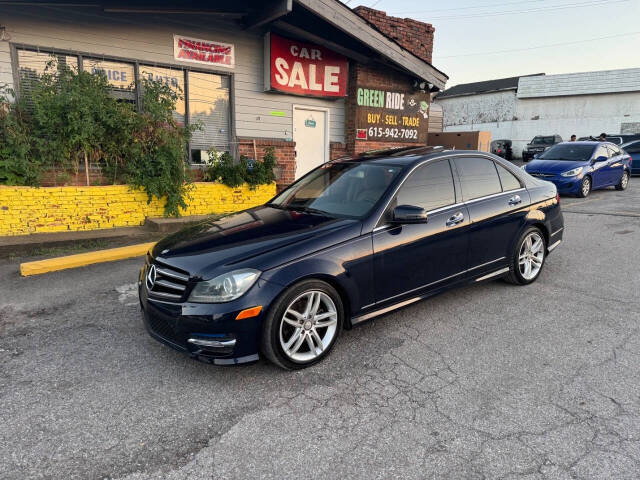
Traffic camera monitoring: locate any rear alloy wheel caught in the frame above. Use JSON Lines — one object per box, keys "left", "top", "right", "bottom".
{"left": 505, "top": 227, "right": 546, "bottom": 285}
{"left": 616, "top": 171, "right": 629, "bottom": 191}
{"left": 578, "top": 176, "right": 591, "bottom": 198}
{"left": 261, "top": 280, "right": 343, "bottom": 370}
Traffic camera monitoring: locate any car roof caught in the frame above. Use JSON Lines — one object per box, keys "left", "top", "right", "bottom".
{"left": 334, "top": 145, "right": 508, "bottom": 168}
{"left": 556, "top": 141, "right": 608, "bottom": 146}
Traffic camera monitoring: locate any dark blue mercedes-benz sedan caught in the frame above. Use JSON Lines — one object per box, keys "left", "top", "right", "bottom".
{"left": 139, "top": 146, "right": 564, "bottom": 369}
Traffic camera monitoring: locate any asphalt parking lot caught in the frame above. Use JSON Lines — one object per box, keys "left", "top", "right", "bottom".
{"left": 1, "top": 182, "right": 640, "bottom": 480}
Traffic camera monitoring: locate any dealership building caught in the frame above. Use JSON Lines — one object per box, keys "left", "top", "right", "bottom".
{"left": 0, "top": 1, "right": 447, "bottom": 188}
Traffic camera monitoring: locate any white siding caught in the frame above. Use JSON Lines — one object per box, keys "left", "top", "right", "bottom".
{"left": 440, "top": 72, "right": 640, "bottom": 158}
{"left": 518, "top": 68, "right": 640, "bottom": 98}
{"left": 0, "top": 6, "right": 345, "bottom": 143}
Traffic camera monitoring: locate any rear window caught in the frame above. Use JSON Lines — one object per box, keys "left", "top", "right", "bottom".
{"left": 496, "top": 164, "right": 521, "bottom": 191}
{"left": 453, "top": 157, "right": 502, "bottom": 201}
{"left": 532, "top": 136, "right": 555, "bottom": 145}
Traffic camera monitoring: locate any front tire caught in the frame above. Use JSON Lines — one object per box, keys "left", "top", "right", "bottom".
{"left": 578, "top": 176, "right": 591, "bottom": 198}
{"left": 261, "top": 279, "right": 344, "bottom": 370}
{"left": 505, "top": 227, "right": 546, "bottom": 285}
{"left": 615, "top": 170, "right": 629, "bottom": 191}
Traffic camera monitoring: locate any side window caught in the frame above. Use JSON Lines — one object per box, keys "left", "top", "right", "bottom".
{"left": 594, "top": 146, "right": 608, "bottom": 159}
{"left": 453, "top": 157, "right": 502, "bottom": 201}
{"left": 495, "top": 163, "right": 522, "bottom": 191}
{"left": 395, "top": 160, "right": 455, "bottom": 212}
{"left": 608, "top": 145, "right": 621, "bottom": 157}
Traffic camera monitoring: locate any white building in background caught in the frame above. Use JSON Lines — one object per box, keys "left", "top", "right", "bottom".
{"left": 435, "top": 68, "right": 640, "bottom": 158}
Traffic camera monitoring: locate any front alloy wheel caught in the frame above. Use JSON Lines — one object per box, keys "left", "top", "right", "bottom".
{"left": 506, "top": 227, "right": 546, "bottom": 285}
{"left": 279, "top": 291, "right": 338, "bottom": 363}
{"left": 261, "top": 280, "right": 344, "bottom": 369}
{"left": 578, "top": 176, "right": 591, "bottom": 198}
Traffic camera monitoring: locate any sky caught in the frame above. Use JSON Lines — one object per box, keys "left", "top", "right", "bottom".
{"left": 341, "top": 0, "right": 640, "bottom": 88}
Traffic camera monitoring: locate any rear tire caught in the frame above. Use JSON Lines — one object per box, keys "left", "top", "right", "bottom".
{"left": 505, "top": 227, "right": 546, "bottom": 285}
{"left": 615, "top": 171, "right": 629, "bottom": 191}
{"left": 261, "top": 279, "right": 344, "bottom": 370}
{"left": 578, "top": 176, "right": 591, "bottom": 198}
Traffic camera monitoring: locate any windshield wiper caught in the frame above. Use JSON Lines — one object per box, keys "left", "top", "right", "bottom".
{"left": 290, "top": 206, "right": 329, "bottom": 216}
{"left": 267, "top": 203, "right": 329, "bottom": 216}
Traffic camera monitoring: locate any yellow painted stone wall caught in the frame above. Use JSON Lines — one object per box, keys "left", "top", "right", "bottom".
{"left": 0, "top": 182, "right": 276, "bottom": 236}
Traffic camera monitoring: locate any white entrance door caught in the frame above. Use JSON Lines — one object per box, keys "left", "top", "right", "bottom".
{"left": 293, "top": 107, "right": 327, "bottom": 179}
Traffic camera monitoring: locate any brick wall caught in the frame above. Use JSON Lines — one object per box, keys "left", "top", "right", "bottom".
{"left": 237, "top": 137, "right": 296, "bottom": 191}
{"left": 345, "top": 63, "right": 427, "bottom": 156}
{"left": 353, "top": 6, "right": 435, "bottom": 64}
{"left": 0, "top": 183, "right": 275, "bottom": 236}
{"left": 330, "top": 142, "right": 348, "bottom": 160}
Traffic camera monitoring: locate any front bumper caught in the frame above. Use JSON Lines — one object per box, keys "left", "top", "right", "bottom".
{"left": 139, "top": 272, "right": 283, "bottom": 365}
{"left": 528, "top": 173, "right": 582, "bottom": 195}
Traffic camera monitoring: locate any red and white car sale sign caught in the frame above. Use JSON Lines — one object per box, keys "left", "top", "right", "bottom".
{"left": 264, "top": 33, "right": 348, "bottom": 97}
{"left": 173, "top": 34, "right": 234, "bottom": 68}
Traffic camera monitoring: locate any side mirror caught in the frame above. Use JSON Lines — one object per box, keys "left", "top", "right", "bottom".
{"left": 593, "top": 155, "right": 607, "bottom": 163}
{"left": 392, "top": 205, "right": 428, "bottom": 224}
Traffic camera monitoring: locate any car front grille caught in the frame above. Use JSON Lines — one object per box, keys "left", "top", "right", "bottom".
{"left": 145, "top": 260, "right": 190, "bottom": 302}
{"left": 530, "top": 172, "right": 555, "bottom": 178}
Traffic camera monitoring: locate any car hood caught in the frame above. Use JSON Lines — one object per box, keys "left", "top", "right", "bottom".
{"left": 526, "top": 144, "right": 550, "bottom": 150}
{"left": 525, "top": 159, "right": 588, "bottom": 174}
{"left": 151, "top": 205, "right": 362, "bottom": 279}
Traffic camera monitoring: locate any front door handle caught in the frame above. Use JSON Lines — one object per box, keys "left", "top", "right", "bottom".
{"left": 508, "top": 195, "right": 522, "bottom": 206}
{"left": 446, "top": 212, "right": 464, "bottom": 227}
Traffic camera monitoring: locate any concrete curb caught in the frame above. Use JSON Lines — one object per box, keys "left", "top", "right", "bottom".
{"left": 20, "top": 242, "right": 156, "bottom": 277}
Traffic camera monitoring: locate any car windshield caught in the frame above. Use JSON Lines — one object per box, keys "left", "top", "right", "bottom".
{"left": 269, "top": 162, "right": 402, "bottom": 218}
{"left": 539, "top": 144, "right": 595, "bottom": 161}
{"left": 532, "top": 136, "right": 555, "bottom": 145}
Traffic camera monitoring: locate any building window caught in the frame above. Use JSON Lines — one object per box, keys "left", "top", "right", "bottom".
{"left": 138, "top": 65, "right": 186, "bottom": 124}
{"left": 17, "top": 49, "right": 79, "bottom": 103}
{"left": 83, "top": 58, "right": 136, "bottom": 101}
{"left": 188, "top": 71, "right": 230, "bottom": 163}
{"left": 15, "top": 47, "right": 232, "bottom": 163}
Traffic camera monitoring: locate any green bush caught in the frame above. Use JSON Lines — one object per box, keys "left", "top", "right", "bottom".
{"left": 0, "top": 91, "right": 40, "bottom": 185}
{"left": 204, "top": 146, "right": 276, "bottom": 189}
{"left": 0, "top": 60, "right": 199, "bottom": 216}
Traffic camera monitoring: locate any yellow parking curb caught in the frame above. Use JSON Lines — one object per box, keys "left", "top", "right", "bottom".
{"left": 20, "top": 242, "right": 156, "bottom": 277}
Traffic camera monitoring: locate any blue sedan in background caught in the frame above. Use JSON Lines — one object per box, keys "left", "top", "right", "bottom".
{"left": 522, "top": 141, "right": 631, "bottom": 197}
{"left": 620, "top": 140, "right": 640, "bottom": 176}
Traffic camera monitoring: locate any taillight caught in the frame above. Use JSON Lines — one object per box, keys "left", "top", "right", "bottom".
{"left": 629, "top": 155, "right": 633, "bottom": 166}
{"left": 497, "top": 149, "right": 502, "bottom": 153}
{"left": 556, "top": 192, "right": 560, "bottom": 204}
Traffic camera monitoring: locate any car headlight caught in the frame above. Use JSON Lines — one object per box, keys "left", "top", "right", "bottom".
{"left": 521, "top": 165, "right": 527, "bottom": 170}
{"left": 189, "top": 268, "right": 260, "bottom": 303}
{"left": 561, "top": 167, "right": 583, "bottom": 177}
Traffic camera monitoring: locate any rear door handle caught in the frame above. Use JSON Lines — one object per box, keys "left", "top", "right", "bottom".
{"left": 446, "top": 212, "right": 464, "bottom": 227}
{"left": 508, "top": 195, "right": 522, "bottom": 206}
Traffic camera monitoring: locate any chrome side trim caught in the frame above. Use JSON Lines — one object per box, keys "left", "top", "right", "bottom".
{"left": 551, "top": 227, "right": 564, "bottom": 237}
{"left": 463, "top": 188, "right": 526, "bottom": 206}
{"left": 548, "top": 240, "right": 562, "bottom": 252}
{"left": 351, "top": 296, "right": 422, "bottom": 325}
{"left": 188, "top": 338, "right": 237, "bottom": 348}
{"left": 467, "top": 256, "right": 506, "bottom": 272}
{"left": 475, "top": 267, "right": 510, "bottom": 282}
